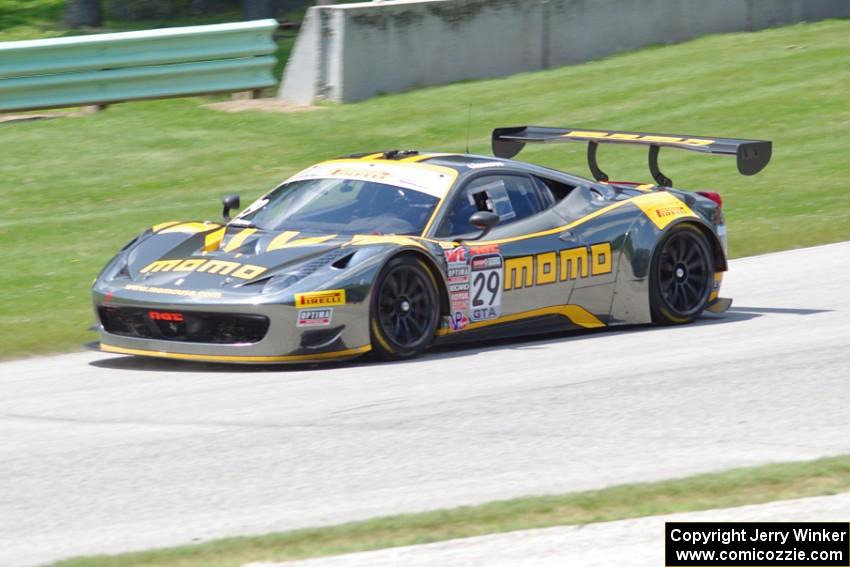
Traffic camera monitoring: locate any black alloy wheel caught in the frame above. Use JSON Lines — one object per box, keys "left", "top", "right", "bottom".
{"left": 650, "top": 224, "right": 715, "bottom": 324}
{"left": 370, "top": 256, "right": 439, "bottom": 359}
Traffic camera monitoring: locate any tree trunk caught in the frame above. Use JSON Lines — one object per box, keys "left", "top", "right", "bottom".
{"left": 193, "top": 0, "right": 240, "bottom": 15}
{"left": 64, "top": 0, "right": 102, "bottom": 28}
{"left": 109, "top": 0, "right": 194, "bottom": 20}
{"left": 274, "top": 0, "right": 310, "bottom": 10}
{"left": 243, "top": 0, "right": 275, "bottom": 20}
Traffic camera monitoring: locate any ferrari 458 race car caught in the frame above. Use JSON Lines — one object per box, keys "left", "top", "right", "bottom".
{"left": 93, "top": 126, "right": 771, "bottom": 364}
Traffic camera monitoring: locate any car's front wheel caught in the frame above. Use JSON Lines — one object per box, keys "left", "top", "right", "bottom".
{"left": 649, "top": 224, "right": 715, "bottom": 325}
{"left": 370, "top": 256, "right": 440, "bottom": 359}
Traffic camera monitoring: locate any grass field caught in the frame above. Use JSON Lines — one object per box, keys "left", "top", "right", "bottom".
{"left": 1, "top": 19, "right": 849, "bottom": 358}
{"left": 49, "top": 454, "right": 850, "bottom": 567}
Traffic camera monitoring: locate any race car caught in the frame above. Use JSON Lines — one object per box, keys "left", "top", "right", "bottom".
{"left": 92, "top": 126, "right": 771, "bottom": 364}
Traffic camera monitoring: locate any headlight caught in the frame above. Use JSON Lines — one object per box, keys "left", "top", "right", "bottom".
{"left": 97, "top": 253, "right": 130, "bottom": 283}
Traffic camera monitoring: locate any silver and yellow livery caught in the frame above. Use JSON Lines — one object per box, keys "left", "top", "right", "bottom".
{"left": 92, "top": 126, "right": 770, "bottom": 363}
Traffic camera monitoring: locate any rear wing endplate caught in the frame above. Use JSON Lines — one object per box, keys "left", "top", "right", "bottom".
{"left": 492, "top": 126, "right": 771, "bottom": 186}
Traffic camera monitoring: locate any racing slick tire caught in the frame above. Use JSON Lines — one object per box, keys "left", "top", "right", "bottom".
{"left": 370, "top": 255, "right": 440, "bottom": 360}
{"left": 649, "top": 223, "right": 715, "bottom": 325}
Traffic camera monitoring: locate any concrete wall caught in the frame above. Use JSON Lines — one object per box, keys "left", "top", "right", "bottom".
{"left": 279, "top": 0, "right": 849, "bottom": 104}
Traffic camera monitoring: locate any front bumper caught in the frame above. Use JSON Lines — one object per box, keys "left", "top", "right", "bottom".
{"left": 93, "top": 288, "right": 373, "bottom": 364}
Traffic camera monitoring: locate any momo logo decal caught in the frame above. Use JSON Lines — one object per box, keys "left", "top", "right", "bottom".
{"left": 295, "top": 290, "right": 346, "bottom": 307}
{"left": 504, "top": 242, "right": 613, "bottom": 291}
{"left": 564, "top": 131, "right": 715, "bottom": 147}
{"left": 140, "top": 259, "right": 267, "bottom": 280}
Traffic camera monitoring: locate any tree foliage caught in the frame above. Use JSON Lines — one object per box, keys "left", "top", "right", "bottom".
{"left": 62, "top": 0, "right": 312, "bottom": 26}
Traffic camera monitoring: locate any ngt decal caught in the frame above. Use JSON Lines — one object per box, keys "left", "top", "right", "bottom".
{"left": 504, "top": 242, "right": 612, "bottom": 290}
{"left": 140, "top": 258, "right": 267, "bottom": 280}
{"left": 295, "top": 289, "right": 346, "bottom": 307}
{"left": 297, "top": 308, "right": 333, "bottom": 327}
{"left": 148, "top": 311, "right": 183, "bottom": 322}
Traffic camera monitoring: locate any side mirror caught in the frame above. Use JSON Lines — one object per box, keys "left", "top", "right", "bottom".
{"left": 465, "top": 211, "right": 500, "bottom": 241}
{"left": 221, "top": 194, "right": 240, "bottom": 221}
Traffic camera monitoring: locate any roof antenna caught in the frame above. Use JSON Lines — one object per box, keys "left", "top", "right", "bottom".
{"left": 465, "top": 104, "right": 472, "bottom": 154}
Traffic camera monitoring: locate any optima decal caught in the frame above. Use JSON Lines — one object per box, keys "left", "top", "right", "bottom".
{"left": 295, "top": 290, "right": 346, "bottom": 307}
{"left": 504, "top": 242, "right": 613, "bottom": 290}
{"left": 297, "top": 308, "right": 333, "bottom": 327}
{"left": 140, "top": 258, "right": 267, "bottom": 280}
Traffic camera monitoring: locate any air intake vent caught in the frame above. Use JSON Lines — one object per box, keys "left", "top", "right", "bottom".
{"left": 332, "top": 252, "right": 356, "bottom": 269}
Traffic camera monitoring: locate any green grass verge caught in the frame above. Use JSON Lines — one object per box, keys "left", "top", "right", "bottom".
{"left": 1, "top": 19, "right": 849, "bottom": 358}
{"left": 48, "top": 454, "right": 850, "bottom": 567}
{"left": 0, "top": 0, "right": 66, "bottom": 40}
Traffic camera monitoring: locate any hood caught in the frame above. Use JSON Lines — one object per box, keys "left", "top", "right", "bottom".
{"left": 119, "top": 222, "right": 430, "bottom": 291}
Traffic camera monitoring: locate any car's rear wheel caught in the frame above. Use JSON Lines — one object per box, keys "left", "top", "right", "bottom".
{"left": 650, "top": 224, "right": 714, "bottom": 325}
{"left": 370, "top": 256, "right": 440, "bottom": 359}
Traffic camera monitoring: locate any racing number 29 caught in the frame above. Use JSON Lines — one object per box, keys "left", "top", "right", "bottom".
{"left": 472, "top": 271, "right": 500, "bottom": 307}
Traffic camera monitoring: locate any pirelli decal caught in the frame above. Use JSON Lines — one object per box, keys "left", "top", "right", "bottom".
{"left": 504, "top": 242, "right": 612, "bottom": 291}
{"left": 295, "top": 289, "right": 346, "bottom": 307}
{"left": 631, "top": 192, "right": 697, "bottom": 230}
{"left": 140, "top": 258, "right": 267, "bottom": 280}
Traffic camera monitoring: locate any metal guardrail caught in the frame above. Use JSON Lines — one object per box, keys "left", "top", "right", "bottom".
{"left": 0, "top": 19, "right": 279, "bottom": 113}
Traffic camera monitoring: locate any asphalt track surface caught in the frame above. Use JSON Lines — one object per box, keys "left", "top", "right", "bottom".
{"left": 255, "top": 493, "right": 850, "bottom": 567}
{"left": 2, "top": 242, "right": 849, "bottom": 566}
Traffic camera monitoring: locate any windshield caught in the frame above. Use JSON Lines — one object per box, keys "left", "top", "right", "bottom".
{"left": 236, "top": 178, "right": 440, "bottom": 235}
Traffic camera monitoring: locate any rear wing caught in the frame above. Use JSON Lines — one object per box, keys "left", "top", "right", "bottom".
{"left": 492, "top": 126, "right": 772, "bottom": 186}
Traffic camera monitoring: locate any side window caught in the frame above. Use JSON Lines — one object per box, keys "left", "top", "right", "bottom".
{"left": 532, "top": 176, "right": 556, "bottom": 208}
{"left": 533, "top": 175, "right": 575, "bottom": 202}
{"left": 436, "top": 175, "right": 543, "bottom": 237}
